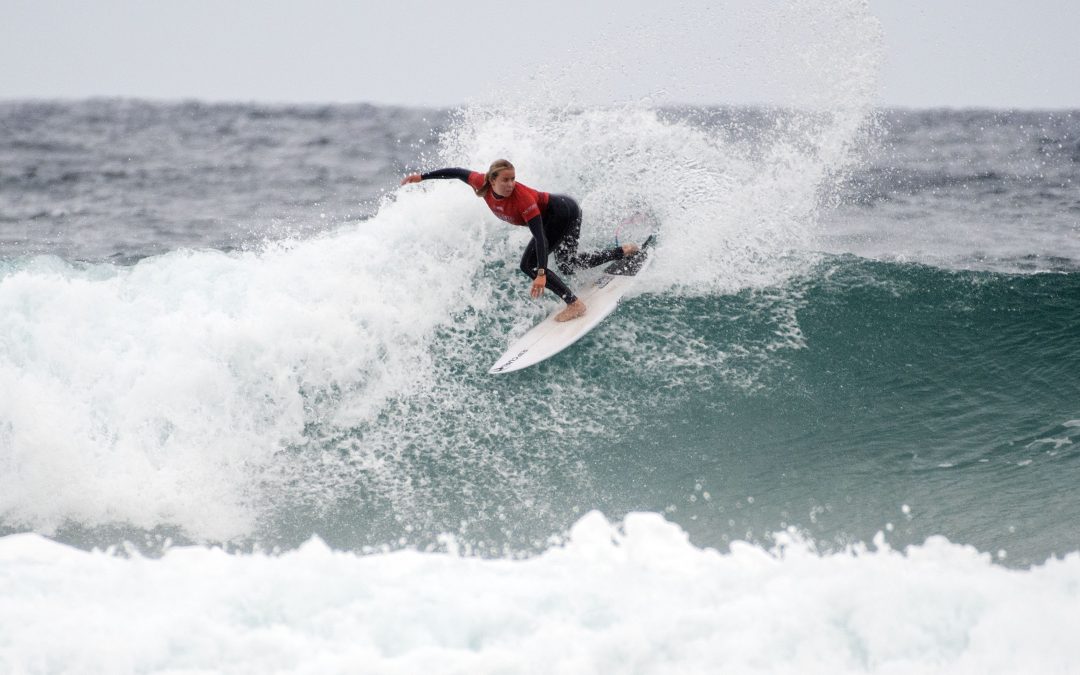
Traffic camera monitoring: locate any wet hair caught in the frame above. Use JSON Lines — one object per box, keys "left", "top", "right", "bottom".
{"left": 477, "top": 159, "right": 514, "bottom": 197}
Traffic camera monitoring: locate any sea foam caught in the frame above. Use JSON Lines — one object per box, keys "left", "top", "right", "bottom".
{"left": 0, "top": 189, "right": 493, "bottom": 540}
{"left": 1, "top": 511, "right": 1076, "bottom": 675}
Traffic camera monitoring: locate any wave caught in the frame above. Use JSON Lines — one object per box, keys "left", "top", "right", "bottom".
{"left": 0, "top": 54, "right": 891, "bottom": 540}
{"left": 1, "top": 46, "right": 1074, "bottom": 560}
{"left": 21, "top": 2, "right": 1078, "bottom": 562}
{"left": 3, "top": 232, "right": 1076, "bottom": 559}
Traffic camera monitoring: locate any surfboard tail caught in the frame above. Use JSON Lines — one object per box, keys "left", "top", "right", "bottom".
{"left": 604, "top": 232, "right": 658, "bottom": 277}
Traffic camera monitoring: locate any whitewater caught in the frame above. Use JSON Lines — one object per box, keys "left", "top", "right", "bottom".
{"left": 4, "top": 513, "right": 1079, "bottom": 674}
{"left": 3, "top": 1, "right": 1080, "bottom": 673}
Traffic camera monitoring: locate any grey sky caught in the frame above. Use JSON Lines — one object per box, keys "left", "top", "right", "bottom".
{"left": 3, "top": 0, "right": 1078, "bottom": 109}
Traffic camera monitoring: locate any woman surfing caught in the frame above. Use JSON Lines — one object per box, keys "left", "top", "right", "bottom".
{"left": 401, "top": 160, "right": 638, "bottom": 322}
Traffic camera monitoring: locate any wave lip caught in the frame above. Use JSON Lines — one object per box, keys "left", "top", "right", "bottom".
{"left": 2, "top": 511, "right": 1079, "bottom": 674}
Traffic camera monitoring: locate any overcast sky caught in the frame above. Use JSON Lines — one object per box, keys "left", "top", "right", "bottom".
{"left": 3, "top": 0, "right": 1078, "bottom": 109}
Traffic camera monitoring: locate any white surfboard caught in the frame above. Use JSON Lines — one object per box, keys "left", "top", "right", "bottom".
{"left": 489, "top": 235, "right": 656, "bottom": 374}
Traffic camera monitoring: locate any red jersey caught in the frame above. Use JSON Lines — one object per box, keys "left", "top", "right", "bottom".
{"left": 467, "top": 171, "right": 550, "bottom": 226}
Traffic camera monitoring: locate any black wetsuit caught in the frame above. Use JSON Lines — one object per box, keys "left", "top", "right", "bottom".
{"left": 419, "top": 168, "right": 625, "bottom": 305}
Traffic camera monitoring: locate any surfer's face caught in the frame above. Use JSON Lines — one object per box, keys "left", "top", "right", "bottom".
{"left": 491, "top": 169, "right": 516, "bottom": 197}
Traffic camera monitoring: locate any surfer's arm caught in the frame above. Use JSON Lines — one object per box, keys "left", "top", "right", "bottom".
{"left": 525, "top": 215, "right": 549, "bottom": 273}
{"left": 400, "top": 167, "right": 473, "bottom": 186}
{"left": 420, "top": 167, "right": 472, "bottom": 182}
{"left": 525, "top": 214, "right": 549, "bottom": 298}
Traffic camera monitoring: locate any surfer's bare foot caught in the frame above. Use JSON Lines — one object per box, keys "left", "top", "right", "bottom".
{"left": 555, "top": 299, "right": 586, "bottom": 322}
{"left": 621, "top": 243, "right": 640, "bottom": 256}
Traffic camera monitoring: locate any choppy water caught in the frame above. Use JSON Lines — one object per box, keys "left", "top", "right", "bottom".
{"left": 3, "top": 7, "right": 1080, "bottom": 673}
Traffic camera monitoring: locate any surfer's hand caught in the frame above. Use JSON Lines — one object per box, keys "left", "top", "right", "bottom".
{"left": 400, "top": 173, "right": 422, "bottom": 186}
{"left": 530, "top": 275, "right": 546, "bottom": 298}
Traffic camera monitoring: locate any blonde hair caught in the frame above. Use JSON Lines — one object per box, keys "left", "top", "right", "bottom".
{"left": 476, "top": 159, "right": 514, "bottom": 197}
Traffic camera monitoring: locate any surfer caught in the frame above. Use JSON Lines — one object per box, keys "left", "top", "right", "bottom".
{"left": 400, "top": 160, "right": 637, "bottom": 321}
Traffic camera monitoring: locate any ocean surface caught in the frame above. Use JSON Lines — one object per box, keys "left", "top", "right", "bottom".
{"left": 2, "top": 92, "right": 1079, "bottom": 675}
